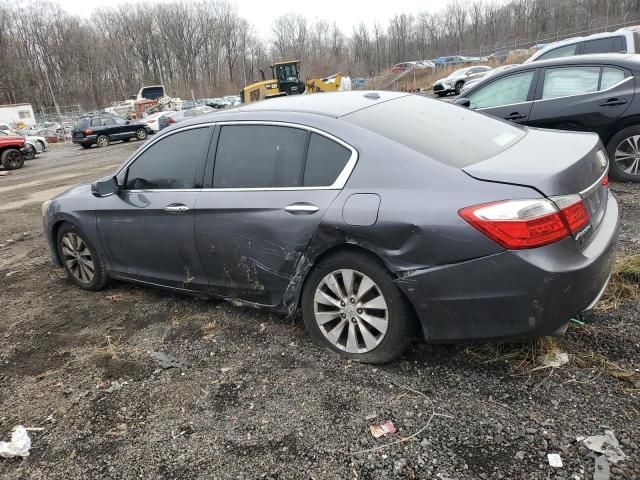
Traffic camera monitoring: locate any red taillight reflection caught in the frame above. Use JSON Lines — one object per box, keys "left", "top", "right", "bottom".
{"left": 602, "top": 175, "right": 609, "bottom": 186}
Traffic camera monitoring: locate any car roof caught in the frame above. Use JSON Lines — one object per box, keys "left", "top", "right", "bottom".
{"left": 528, "top": 30, "right": 635, "bottom": 61}
{"left": 505, "top": 53, "right": 638, "bottom": 71}
{"left": 232, "top": 90, "right": 408, "bottom": 118}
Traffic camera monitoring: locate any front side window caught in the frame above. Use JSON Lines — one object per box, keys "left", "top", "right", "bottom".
{"left": 213, "top": 125, "right": 307, "bottom": 188}
{"left": 542, "top": 66, "right": 600, "bottom": 99}
{"left": 468, "top": 71, "right": 536, "bottom": 109}
{"left": 538, "top": 43, "right": 578, "bottom": 60}
{"left": 125, "top": 127, "right": 209, "bottom": 189}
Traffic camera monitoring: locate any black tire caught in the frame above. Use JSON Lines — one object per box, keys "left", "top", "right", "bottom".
{"left": 56, "top": 223, "right": 109, "bottom": 291}
{"left": 135, "top": 128, "right": 148, "bottom": 141}
{"left": 455, "top": 81, "right": 464, "bottom": 95}
{"left": 23, "top": 144, "right": 36, "bottom": 160}
{"left": 1, "top": 148, "right": 25, "bottom": 170}
{"left": 37, "top": 140, "right": 45, "bottom": 151}
{"left": 96, "top": 135, "right": 109, "bottom": 148}
{"left": 606, "top": 125, "right": 640, "bottom": 182}
{"left": 301, "top": 251, "right": 414, "bottom": 364}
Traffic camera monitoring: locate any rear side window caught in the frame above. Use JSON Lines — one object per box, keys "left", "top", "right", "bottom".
{"left": 74, "top": 119, "right": 90, "bottom": 130}
{"left": 538, "top": 43, "right": 577, "bottom": 60}
{"left": 213, "top": 125, "right": 307, "bottom": 188}
{"left": 303, "top": 133, "right": 351, "bottom": 186}
{"left": 601, "top": 67, "right": 626, "bottom": 89}
{"left": 582, "top": 36, "right": 626, "bottom": 54}
{"left": 125, "top": 127, "right": 209, "bottom": 189}
{"left": 343, "top": 95, "right": 526, "bottom": 167}
{"left": 90, "top": 117, "right": 103, "bottom": 127}
{"left": 542, "top": 66, "right": 600, "bottom": 99}
{"left": 469, "top": 71, "right": 536, "bottom": 109}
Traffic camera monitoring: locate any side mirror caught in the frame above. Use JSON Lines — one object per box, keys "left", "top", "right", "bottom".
{"left": 91, "top": 176, "right": 119, "bottom": 197}
{"left": 454, "top": 97, "right": 471, "bottom": 108}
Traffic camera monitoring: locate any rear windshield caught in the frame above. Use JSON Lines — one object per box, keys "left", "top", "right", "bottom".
{"left": 74, "top": 118, "right": 90, "bottom": 130}
{"left": 342, "top": 95, "right": 526, "bottom": 167}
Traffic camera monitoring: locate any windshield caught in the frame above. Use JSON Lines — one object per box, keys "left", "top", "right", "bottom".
{"left": 449, "top": 68, "right": 466, "bottom": 77}
{"left": 273, "top": 63, "right": 299, "bottom": 81}
{"left": 342, "top": 95, "right": 526, "bottom": 167}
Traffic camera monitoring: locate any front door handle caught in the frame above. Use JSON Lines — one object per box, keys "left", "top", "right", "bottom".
{"left": 284, "top": 203, "right": 320, "bottom": 215}
{"left": 164, "top": 204, "right": 190, "bottom": 213}
{"left": 504, "top": 112, "right": 526, "bottom": 120}
{"left": 600, "top": 98, "right": 627, "bottom": 107}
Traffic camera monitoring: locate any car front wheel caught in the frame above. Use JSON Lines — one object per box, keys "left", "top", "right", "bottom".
{"left": 1, "top": 148, "right": 25, "bottom": 169}
{"left": 301, "top": 251, "right": 414, "bottom": 364}
{"left": 607, "top": 126, "right": 640, "bottom": 182}
{"left": 57, "top": 223, "right": 109, "bottom": 290}
{"left": 455, "top": 81, "right": 464, "bottom": 95}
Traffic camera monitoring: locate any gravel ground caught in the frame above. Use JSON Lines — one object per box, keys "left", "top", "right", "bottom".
{"left": 0, "top": 142, "right": 638, "bottom": 479}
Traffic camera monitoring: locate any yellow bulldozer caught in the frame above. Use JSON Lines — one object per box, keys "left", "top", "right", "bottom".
{"left": 240, "top": 60, "right": 350, "bottom": 104}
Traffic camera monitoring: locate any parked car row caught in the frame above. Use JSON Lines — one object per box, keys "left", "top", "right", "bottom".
{"left": 0, "top": 125, "right": 50, "bottom": 168}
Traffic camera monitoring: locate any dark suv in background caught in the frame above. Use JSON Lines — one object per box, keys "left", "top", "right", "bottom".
{"left": 72, "top": 114, "right": 150, "bottom": 148}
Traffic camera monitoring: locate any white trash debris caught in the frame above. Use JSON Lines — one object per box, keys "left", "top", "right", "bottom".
{"left": 582, "top": 430, "right": 627, "bottom": 464}
{"left": 547, "top": 453, "right": 563, "bottom": 468}
{"left": 536, "top": 351, "right": 569, "bottom": 369}
{"left": 0, "top": 426, "right": 31, "bottom": 458}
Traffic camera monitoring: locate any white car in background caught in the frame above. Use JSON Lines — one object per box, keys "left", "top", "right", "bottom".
{"left": 143, "top": 111, "right": 169, "bottom": 133}
{"left": 433, "top": 66, "right": 492, "bottom": 96}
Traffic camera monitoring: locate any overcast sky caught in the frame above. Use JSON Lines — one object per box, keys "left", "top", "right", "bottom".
{"left": 55, "top": 0, "right": 449, "bottom": 39}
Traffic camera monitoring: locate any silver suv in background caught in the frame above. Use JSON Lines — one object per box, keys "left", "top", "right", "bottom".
{"left": 433, "top": 66, "right": 492, "bottom": 96}
{"left": 525, "top": 26, "right": 640, "bottom": 63}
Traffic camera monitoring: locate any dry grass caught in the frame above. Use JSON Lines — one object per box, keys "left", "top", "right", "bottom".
{"left": 597, "top": 254, "right": 640, "bottom": 311}
{"left": 201, "top": 321, "right": 218, "bottom": 341}
{"left": 464, "top": 329, "right": 640, "bottom": 391}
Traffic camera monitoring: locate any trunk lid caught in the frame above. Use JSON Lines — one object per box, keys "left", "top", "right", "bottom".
{"left": 464, "top": 128, "right": 609, "bottom": 248}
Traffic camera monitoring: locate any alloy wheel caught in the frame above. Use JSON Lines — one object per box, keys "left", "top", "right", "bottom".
{"left": 313, "top": 269, "right": 389, "bottom": 354}
{"left": 4, "top": 150, "right": 23, "bottom": 169}
{"left": 97, "top": 136, "right": 108, "bottom": 147}
{"left": 61, "top": 232, "right": 95, "bottom": 283}
{"left": 136, "top": 129, "right": 147, "bottom": 140}
{"left": 614, "top": 135, "right": 640, "bottom": 177}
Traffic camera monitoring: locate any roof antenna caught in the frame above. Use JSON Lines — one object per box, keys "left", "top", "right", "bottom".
{"left": 363, "top": 92, "right": 380, "bottom": 100}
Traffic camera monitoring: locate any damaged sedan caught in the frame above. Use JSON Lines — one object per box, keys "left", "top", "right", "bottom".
{"left": 42, "top": 91, "right": 619, "bottom": 363}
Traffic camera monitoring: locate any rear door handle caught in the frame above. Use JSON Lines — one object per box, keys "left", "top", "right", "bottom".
{"left": 164, "top": 204, "right": 190, "bottom": 213}
{"left": 504, "top": 112, "right": 526, "bottom": 120}
{"left": 284, "top": 203, "right": 320, "bottom": 215}
{"left": 600, "top": 98, "right": 627, "bottom": 107}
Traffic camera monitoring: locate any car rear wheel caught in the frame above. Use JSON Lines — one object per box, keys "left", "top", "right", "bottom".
{"left": 607, "top": 126, "right": 640, "bottom": 182}
{"left": 96, "top": 135, "right": 109, "bottom": 148}
{"left": 23, "top": 144, "right": 36, "bottom": 160}
{"left": 1, "top": 148, "right": 25, "bottom": 170}
{"left": 57, "top": 223, "right": 108, "bottom": 290}
{"left": 135, "top": 128, "right": 147, "bottom": 141}
{"left": 455, "top": 81, "right": 464, "bottom": 95}
{"left": 301, "top": 251, "right": 414, "bottom": 364}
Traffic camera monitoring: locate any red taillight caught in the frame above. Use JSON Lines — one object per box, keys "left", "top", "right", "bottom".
{"left": 459, "top": 195, "right": 590, "bottom": 249}
{"left": 84, "top": 128, "right": 93, "bottom": 135}
{"left": 168, "top": 117, "right": 176, "bottom": 124}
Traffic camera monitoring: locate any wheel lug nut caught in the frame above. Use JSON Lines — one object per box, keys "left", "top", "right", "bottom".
{"left": 351, "top": 317, "right": 356, "bottom": 323}
{"left": 350, "top": 298, "right": 355, "bottom": 304}
{"left": 341, "top": 313, "right": 346, "bottom": 318}
{"left": 340, "top": 301, "right": 345, "bottom": 307}
{"left": 357, "top": 309, "right": 363, "bottom": 314}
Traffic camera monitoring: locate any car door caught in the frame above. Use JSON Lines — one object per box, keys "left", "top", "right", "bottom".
{"left": 194, "top": 123, "right": 356, "bottom": 306}
{"left": 466, "top": 69, "right": 539, "bottom": 123}
{"left": 528, "top": 65, "right": 634, "bottom": 137}
{"left": 95, "top": 125, "right": 213, "bottom": 291}
{"left": 110, "top": 115, "right": 131, "bottom": 139}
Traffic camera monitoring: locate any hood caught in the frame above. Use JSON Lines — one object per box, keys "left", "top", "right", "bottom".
{"left": 56, "top": 183, "right": 92, "bottom": 199}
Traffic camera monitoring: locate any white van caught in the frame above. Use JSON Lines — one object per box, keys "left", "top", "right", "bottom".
{"left": 525, "top": 26, "right": 640, "bottom": 63}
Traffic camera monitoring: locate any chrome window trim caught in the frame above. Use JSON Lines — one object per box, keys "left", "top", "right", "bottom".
{"left": 116, "top": 120, "right": 359, "bottom": 192}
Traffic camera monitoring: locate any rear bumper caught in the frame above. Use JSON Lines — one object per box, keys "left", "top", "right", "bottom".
{"left": 395, "top": 191, "right": 619, "bottom": 342}
{"left": 73, "top": 134, "right": 97, "bottom": 146}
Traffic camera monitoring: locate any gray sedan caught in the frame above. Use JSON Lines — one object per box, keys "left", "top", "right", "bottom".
{"left": 42, "top": 91, "right": 618, "bottom": 363}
